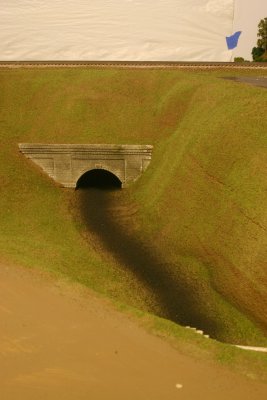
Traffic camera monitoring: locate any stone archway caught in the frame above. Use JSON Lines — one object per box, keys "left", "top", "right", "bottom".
{"left": 19, "top": 144, "right": 153, "bottom": 188}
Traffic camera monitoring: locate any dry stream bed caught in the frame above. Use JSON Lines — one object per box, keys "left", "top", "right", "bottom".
{"left": 74, "top": 172, "right": 236, "bottom": 342}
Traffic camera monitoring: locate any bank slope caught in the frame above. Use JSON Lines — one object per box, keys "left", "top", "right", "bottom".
{"left": 0, "top": 68, "right": 266, "bottom": 347}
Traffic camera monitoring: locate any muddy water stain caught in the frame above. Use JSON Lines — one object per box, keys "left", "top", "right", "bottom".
{"left": 75, "top": 185, "right": 219, "bottom": 337}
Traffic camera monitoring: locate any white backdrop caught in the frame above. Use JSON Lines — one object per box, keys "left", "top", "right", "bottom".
{"left": 0, "top": 0, "right": 235, "bottom": 61}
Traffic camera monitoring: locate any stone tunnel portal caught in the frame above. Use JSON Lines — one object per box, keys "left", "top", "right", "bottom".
{"left": 76, "top": 169, "right": 122, "bottom": 189}
{"left": 19, "top": 144, "right": 153, "bottom": 188}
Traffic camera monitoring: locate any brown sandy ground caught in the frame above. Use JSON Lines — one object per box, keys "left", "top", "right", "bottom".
{"left": 0, "top": 263, "right": 266, "bottom": 400}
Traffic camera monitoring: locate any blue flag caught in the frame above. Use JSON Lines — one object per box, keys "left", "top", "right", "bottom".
{"left": 226, "top": 31, "right": 242, "bottom": 50}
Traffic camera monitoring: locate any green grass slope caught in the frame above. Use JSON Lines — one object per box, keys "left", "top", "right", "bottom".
{"left": 132, "top": 71, "right": 267, "bottom": 345}
{"left": 0, "top": 68, "right": 266, "bottom": 354}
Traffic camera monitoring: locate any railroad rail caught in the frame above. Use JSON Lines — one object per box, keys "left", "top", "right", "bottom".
{"left": 0, "top": 61, "right": 266, "bottom": 69}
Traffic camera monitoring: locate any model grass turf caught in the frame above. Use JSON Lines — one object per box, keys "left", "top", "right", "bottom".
{"left": 0, "top": 68, "right": 266, "bottom": 365}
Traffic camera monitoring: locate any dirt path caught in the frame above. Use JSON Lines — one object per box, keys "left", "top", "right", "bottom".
{"left": 223, "top": 76, "right": 267, "bottom": 88}
{"left": 0, "top": 263, "right": 266, "bottom": 400}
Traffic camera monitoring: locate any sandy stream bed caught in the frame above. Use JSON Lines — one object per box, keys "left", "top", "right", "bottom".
{"left": 0, "top": 263, "right": 266, "bottom": 400}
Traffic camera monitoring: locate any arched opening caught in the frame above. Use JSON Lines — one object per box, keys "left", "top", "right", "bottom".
{"left": 76, "top": 169, "right": 122, "bottom": 190}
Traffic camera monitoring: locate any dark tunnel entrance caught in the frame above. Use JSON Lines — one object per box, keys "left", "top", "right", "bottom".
{"left": 76, "top": 169, "right": 122, "bottom": 190}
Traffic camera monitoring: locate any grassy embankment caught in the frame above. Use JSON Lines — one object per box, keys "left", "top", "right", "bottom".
{"left": 0, "top": 67, "right": 266, "bottom": 379}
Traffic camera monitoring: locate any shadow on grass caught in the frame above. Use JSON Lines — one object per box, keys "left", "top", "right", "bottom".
{"left": 75, "top": 171, "right": 219, "bottom": 338}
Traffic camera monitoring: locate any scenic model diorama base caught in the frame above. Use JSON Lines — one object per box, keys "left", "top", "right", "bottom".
{"left": 1, "top": 67, "right": 267, "bottom": 398}
{"left": 1, "top": 1, "right": 267, "bottom": 398}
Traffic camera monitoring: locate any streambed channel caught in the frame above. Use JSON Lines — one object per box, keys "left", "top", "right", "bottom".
{"left": 73, "top": 171, "right": 219, "bottom": 339}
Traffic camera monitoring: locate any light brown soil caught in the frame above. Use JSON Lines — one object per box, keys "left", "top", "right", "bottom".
{"left": 0, "top": 263, "right": 266, "bottom": 400}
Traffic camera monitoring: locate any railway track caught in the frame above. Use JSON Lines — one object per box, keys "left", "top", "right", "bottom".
{"left": 0, "top": 61, "right": 266, "bottom": 69}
